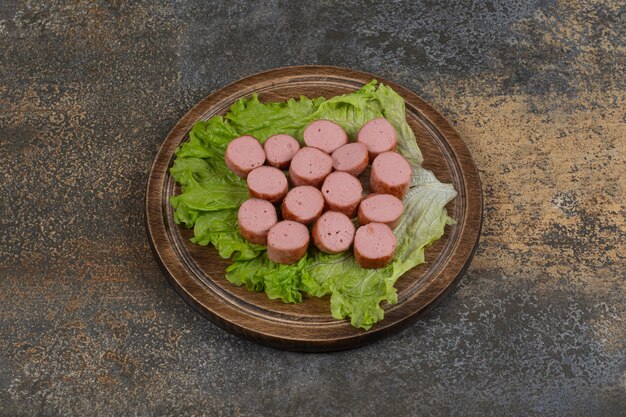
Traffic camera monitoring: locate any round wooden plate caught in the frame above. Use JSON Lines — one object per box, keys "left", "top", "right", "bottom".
{"left": 146, "top": 66, "right": 482, "bottom": 352}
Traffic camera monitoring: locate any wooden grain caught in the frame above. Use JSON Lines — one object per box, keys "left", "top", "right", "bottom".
{"left": 145, "top": 66, "right": 483, "bottom": 352}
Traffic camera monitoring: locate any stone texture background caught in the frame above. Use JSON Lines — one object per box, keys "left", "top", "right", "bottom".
{"left": 1, "top": 0, "right": 624, "bottom": 416}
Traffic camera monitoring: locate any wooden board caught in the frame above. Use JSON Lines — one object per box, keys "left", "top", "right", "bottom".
{"left": 145, "top": 66, "right": 483, "bottom": 352}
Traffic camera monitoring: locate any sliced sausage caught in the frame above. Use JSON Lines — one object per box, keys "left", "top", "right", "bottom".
{"left": 357, "top": 117, "right": 397, "bottom": 158}
{"left": 288, "top": 147, "right": 333, "bottom": 188}
{"left": 331, "top": 142, "right": 369, "bottom": 176}
{"left": 263, "top": 134, "right": 300, "bottom": 169}
{"left": 246, "top": 166, "right": 288, "bottom": 203}
{"left": 282, "top": 185, "right": 325, "bottom": 225}
{"left": 321, "top": 172, "right": 363, "bottom": 218}
{"left": 237, "top": 199, "right": 278, "bottom": 245}
{"left": 370, "top": 151, "right": 411, "bottom": 199}
{"left": 303, "top": 119, "right": 348, "bottom": 153}
{"left": 267, "top": 220, "right": 310, "bottom": 264}
{"left": 312, "top": 211, "right": 356, "bottom": 254}
{"left": 358, "top": 193, "right": 404, "bottom": 229}
{"left": 354, "top": 223, "right": 397, "bottom": 269}
{"left": 224, "top": 135, "right": 265, "bottom": 178}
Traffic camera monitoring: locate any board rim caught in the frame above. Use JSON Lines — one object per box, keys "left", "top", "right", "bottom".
{"left": 145, "top": 65, "right": 483, "bottom": 352}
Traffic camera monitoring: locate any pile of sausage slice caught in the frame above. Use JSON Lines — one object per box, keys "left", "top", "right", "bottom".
{"left": 225, "top": 118, "right": 411, "bottom": 269}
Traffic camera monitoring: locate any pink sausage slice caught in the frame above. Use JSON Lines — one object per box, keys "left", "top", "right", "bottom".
{"left": 281, "top": 186, "right": 325, "bottom": 225}
{"left": 303, "top": 120, "right": 348, "bottom": 153}
{"left": 353, "top": 223, "right": 397, "bottom": 269}
{"left": 357, "top": 118, "right": 397, "bottom": 158}
{"left": 312, "top": 211, "right": 356, "bottom": 254}
{"left": 263, "top": 134, "right": 300, "bottom": 169}
{"left": 289, "top": 147, "right": 333, "bottom": 188}
{"left": 246, "top": 166, "right": 288, "bottom": 203}
{"left": 267, "top": 220, "right": 310, "bottom": 264}
{"left": 370, "top": 151, "right": 411, "bottom": 199}
{"left": 225, "top": 135, "right": 265, "bottom": 178}
{"left": 321, "top": 172, "right": 363, "bottom": 218}
{"left": 237, "top": 199, "right": 277, "bottom": 245}
{"left": 331, "top": 142, "right": 369, "bottom": 176}
{"left": 358, "top": 193, "right": 404, "bottom": 229}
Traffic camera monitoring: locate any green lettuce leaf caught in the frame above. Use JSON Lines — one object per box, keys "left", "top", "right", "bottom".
{"left": 310, "top": 81, "right": 382, "bottom": 138}
{"left": 226, "top": 253, "right": 308, "bottom": 303}
{"left": 225, "top": 94, "right": 325, "bottom": 142}
{"left": 169, "top": 159, "right": 248, "bottom": 228}
{"left": 176, "top": 116, "right": 240, "bottom": 159}
{"left": 169, "top": 81, "right": 457, "bottom": 329}
{"left": 191, "top": 210, "right": 264, "bottom": 261}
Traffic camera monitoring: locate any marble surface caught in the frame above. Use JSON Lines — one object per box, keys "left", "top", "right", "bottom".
{"left": 1, "top": 0, "right": 624, "bottom": 415}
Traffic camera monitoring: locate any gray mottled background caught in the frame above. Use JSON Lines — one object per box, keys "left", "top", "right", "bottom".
{"left": 1, "top": 0, "right": 625, "bottom": 416}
